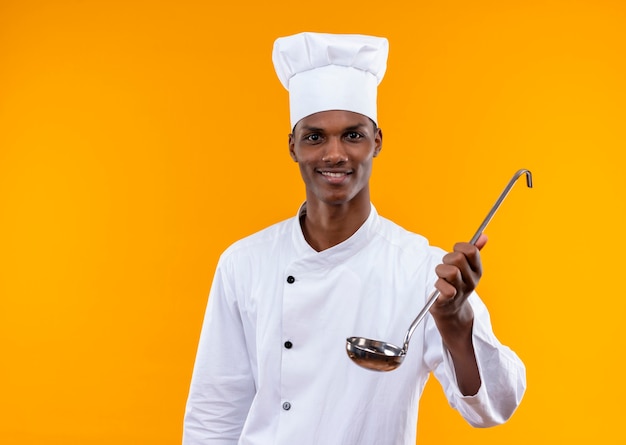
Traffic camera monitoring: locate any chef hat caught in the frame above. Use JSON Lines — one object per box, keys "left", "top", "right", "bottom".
{"left": 272, "top": 32, "right": 389, "bottom": 129}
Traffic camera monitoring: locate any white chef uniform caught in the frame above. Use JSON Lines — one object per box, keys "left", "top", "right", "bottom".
{"left": 183, "top": 204, "right": 526, "bottom": 445}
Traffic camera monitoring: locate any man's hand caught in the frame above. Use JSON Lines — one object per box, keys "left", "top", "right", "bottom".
{"left": 429, "top": 233, "right": 488, "bottom": 395}
{"left": 431, "top": 234, "right": 487, "bottom": 326}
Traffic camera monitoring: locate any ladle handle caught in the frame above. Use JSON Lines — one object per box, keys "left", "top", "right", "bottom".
{"left": 401, "top": 169, "right": 533, "bottom": 353}
{"left": 401, "top": 289, "right": 441, "bottom": 351}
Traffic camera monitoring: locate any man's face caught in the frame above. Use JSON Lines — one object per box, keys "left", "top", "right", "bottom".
{"left": 289, "top": 110, "right": 382, "bottom": 208}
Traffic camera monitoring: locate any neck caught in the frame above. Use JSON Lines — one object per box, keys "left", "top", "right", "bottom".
{"left": 300, "top": 199, "right": 371, "bottom": 252}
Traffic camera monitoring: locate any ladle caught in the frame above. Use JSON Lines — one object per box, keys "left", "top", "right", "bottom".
{"left": 346, "top": 169, "right": 533, "bottom": 371}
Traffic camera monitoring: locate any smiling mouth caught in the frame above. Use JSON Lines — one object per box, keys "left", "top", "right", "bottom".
{"left": 320, "top": 171, "right": 351, "bottom": 178}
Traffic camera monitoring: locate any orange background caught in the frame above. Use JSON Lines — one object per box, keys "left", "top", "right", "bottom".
{"left": 1, "top": 0, "right": 625, "bottom": 443}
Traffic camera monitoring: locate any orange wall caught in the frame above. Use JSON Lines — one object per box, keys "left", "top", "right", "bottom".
{"left": 1, "top": 0, "right": 625, "bottom": 443}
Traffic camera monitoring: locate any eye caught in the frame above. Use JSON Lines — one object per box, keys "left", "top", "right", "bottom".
{"left": 345, "top": 131, "right": 363, "bottom": 141}
{"left": 304, "top": 133, "right": 322, "bottom": 143}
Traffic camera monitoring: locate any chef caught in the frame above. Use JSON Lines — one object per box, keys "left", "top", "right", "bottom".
{"left": 183, "top": 32, "right": 526, "bottom": 445}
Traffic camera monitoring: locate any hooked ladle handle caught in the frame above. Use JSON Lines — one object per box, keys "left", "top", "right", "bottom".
{"left": 400, "top": 169, "right": 533, "bottom": 353}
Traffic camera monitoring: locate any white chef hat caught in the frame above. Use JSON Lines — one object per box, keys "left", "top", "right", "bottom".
{"left": 272, "top": 32, "right": 389, "bottom": 129}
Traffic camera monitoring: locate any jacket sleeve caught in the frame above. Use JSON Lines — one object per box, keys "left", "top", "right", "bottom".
{"left": 424, "top": 292, "right": 527, "bottom": 427}
{"left": 183, "top": 255, "right": 256, "bottom": 444}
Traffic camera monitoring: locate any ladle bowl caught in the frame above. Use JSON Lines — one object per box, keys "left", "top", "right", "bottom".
{"left": 346, "top": 337, "right": 406, "bottom": 371}
{"left": 346, "top": 169, "right": 533, "bottom": 372}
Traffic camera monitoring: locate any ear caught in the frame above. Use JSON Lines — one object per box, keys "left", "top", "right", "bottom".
{"left": 373, "top": 127, "right": 383, "bottom": 157}
{"left": 288, "top": 133, "right": 297, "bottom": 162}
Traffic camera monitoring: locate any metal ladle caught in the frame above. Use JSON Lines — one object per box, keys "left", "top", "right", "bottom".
{"left": 346, "top": 169, "right": 533, "bottom": 372}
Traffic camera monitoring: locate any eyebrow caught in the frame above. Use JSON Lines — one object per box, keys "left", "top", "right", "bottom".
{"left": 344, "top": 124, "right": 369, "bottom": 131}
{"left": 298, "top": 125, "right": 324, "bottom": 133}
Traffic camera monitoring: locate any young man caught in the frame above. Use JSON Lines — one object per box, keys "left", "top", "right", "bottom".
{"left": 183, "top": 32, "right": 525, "bottom": 445}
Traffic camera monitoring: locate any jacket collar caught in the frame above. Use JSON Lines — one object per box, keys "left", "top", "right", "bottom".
{"left": 291, "top": 202, "right": 379, "bottom": 267}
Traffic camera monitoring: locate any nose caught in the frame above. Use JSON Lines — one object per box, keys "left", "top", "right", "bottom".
{"left": 321, "top": 137, "right": 348, "bottom": 164}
